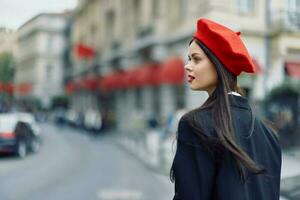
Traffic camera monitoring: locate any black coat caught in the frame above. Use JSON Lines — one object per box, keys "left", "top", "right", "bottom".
{"left": 171, "top": 94, "right": 282, "bottom": 200}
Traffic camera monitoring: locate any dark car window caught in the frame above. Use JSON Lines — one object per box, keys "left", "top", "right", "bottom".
{"left": 15, "top": 122, "right": 31, "bottom": 134}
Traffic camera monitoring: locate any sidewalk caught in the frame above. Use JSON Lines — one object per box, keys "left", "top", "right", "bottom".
{"left": 110, "top": 131, "right": 300, "bottom": 200}
{"left": 280, "top": 147, "right": 300, "bottom": 199}
{"left": 112, "top": 131, "right": 300, "bottom": 180}
{"left": 282, "top": 147, "right": 300, "bottom": 180}
{"left": 113, "top": 131, "right": 167, "bottom": 174}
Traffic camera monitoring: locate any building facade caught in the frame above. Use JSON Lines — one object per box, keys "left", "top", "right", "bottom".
{"left": 68, "top": 0, "right": 300, "bottom": 132}
{"left": 15, "top": 12, "right": 72, "bottom": 108}
{"left": 0, "top": 27, "right": 17, "bottom": 54}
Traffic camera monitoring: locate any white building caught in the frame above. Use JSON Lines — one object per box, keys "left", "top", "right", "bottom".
{"left": 0, "top": 27, "right": 17, "bottom": 54}
{"left": 15, "top": 12, "right": 71, "bottom": 108}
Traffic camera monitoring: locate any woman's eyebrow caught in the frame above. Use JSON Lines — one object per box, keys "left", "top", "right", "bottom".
{"left": 188, "top": 53, "right": 201, "bottom": 57}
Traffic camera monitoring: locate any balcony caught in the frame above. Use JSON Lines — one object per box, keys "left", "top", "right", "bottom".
{"left": 270, "top": 9, "right": 300, "bottom": 32}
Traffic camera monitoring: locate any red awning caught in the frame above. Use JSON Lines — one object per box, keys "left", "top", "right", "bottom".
{"left": 99, "top": 66, "right": 159, "bottom": 91}
{"left": 15, "top": 83, "right": 32, "bottom": 96}
{"left": 73, "top": 79, "right": 82, "bottom": 90}
{"left": 99, "top": 59, "right": 183, "bottom": 91}
{"left": 99, "top": 71, "right": 124, "bottom": 91}
{"left": 65, "top": 82, "right": 77, "bottom": 94}
{"left": 0, "top": 82, "right": 14, "bottom": 94}
{"left": 112, "top": 71, "right": 126, "bottom": 89}
{"left": 252, "top": 58, "right": 263, "bottom": 74}
{"left": 99, "top": 74, "right": 114, "bottom": 91}
{"left": 81, "top": 76, "right": 98, "bottom": 90}
{"left": 123, "top": 68, "right": 143, "bottom": 88}
{"left": 158, "top": 57, "right": 185, "bottom": 85}
{"left": 74, "top": 43, "right": 96, "bottom": 59}
{"left": 5, "top": 83, "right": 14, "bottom": 94}
{"left": 118, "top": 71, "right": 131, "bottom": 89}
{"left": 285, "top": 61, "right": 300, "bottom": 79}
{"left": 135, "top": 63, "right": 161, "bottom": 86}
{"left": 0, "top": 83, "right": 3, "bottom": 92}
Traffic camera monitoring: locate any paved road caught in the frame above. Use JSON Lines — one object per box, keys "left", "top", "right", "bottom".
{"left": 0, "top": 123, "right": 174, "bottom": 200}
{"left": 281, "top": 175, "right": 300, "bottom": 200}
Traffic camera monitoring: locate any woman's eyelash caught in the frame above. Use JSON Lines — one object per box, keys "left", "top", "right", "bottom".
{"left": 188, "top": 56, "right": 201, "bottom": 60}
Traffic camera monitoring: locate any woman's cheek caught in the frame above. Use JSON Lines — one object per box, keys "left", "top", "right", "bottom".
{"left": 194, "top": 73, "right": 205, "bottom": 89}
{"left": 195, "top": 66, "right": 205, "bottom": 84}
{"left": 197, "top": 70, "right": 212, "bottom": 89}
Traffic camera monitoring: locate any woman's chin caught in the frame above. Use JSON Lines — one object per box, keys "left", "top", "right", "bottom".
{"left": 189, "top": 85, "right": 199, "bottom": 90}
{"left": 188, "top": 84, "right": 204, "bottom": 91}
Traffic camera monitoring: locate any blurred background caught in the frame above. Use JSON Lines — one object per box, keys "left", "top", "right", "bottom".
{"left": 0, "top": 0, "right": 300, "bottom": 200}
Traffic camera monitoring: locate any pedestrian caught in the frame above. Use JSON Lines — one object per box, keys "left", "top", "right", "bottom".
{"left": 170, "top": 18, "right": 282, "bottom": 200}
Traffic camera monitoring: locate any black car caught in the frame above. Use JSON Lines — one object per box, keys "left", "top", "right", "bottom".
{"left": 0, "top": 113, "right": 41, "bottom": 158}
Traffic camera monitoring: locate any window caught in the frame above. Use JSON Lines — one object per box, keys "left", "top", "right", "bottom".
{"left": 288, "top": 0, "right": 300, "bottom": 27}
{"left": 106, "top": 10, "right": 115, "bottom": 47}
{"left": 133, "top": 0, "right": 140, "bottom": 30}
{"left": 90, "top": 24, "right": 96, "bottom": 42}
{"left": 235, "top": 0, "right": 254, "bottom": 14}
{"left": 135, "top": 88, "right": 142, "bottom": 109}
{"left": 172, "top": 85, "right": 185, "bottom": 109}
{"left": 170, "top": 0, "right": 186, "bottom": 27}
{"left": 178, "top": 0, "right": 186, "bottom": 22}
{"left": 152, "top": 0, "right": 159, "bottom": 19}
{"left": 47, "top": 35, "right": 53, "bottom": 52}
{"left": 288, "top": 0, "right": 300, "bottom": 11}
{"left": 152, "top": 86, "right": 161, "bottom": 119}
{"left": 46, "top": 65, "right": 52, "bottom": 81}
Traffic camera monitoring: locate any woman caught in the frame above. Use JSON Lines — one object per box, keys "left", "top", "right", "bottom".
{"left": 170, "top": 18, "right": 282, "bottom": 200}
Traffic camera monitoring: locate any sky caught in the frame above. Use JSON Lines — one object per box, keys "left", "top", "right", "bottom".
{"left": 0, "top": 0, "right": 77, "bottom": 30}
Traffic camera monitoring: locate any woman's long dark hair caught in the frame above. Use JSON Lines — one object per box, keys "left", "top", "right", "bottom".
{"left": 170, "top": 38, "right": 267, "bottom": 184}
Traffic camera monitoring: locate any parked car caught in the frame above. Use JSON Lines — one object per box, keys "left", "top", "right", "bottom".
{"left": 52, "top": 108, "right": 67, "bottom": 125}
{"left": 65, "top": 110, "right": 82, "bottom": 127}
{"left": 83, "top": 110, "right": 102, "bottom": 132}
{"left": 0, "top": 112, "right": 41, "bottom": 158}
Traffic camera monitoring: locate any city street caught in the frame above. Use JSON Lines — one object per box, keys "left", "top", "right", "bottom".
{"left": 281, "top": 148, "right": 300, "bottom": 200}
{"left": 281, "top": 175, "right": 300, "bottom": 200}
{"left": 0, "top": 123, "right": 173, "bottom": 200}
{"left": 0, "top": 0, "right": 300, "bottom": 200}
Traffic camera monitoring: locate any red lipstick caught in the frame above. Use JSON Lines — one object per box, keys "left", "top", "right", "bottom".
{"left": 188, "top": 75, "right": 195, "bottom": 83}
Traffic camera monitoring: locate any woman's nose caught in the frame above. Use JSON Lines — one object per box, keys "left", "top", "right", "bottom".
{"left": 184, "top": 64, "right": 192, "bottom": 72}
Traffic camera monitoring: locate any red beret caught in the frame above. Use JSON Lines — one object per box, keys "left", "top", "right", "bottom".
{"left": 193, "top": 18, "right": 256, "bottom": 76}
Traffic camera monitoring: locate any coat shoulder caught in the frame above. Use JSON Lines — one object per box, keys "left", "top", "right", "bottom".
{"left": 177, "top": 108, "right": 216, "bottom": 143}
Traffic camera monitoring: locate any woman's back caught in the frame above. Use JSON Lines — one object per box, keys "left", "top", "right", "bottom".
{"left": 172, "top": 94, "right": 282, "bottom": 199}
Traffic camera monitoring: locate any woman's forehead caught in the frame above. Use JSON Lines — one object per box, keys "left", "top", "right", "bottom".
{"left": 188, "top": 41, "right": 205, "bottom": 56}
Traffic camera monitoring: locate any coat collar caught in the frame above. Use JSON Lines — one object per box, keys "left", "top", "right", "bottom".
{"left": 228, "top": 91, "right": 241, "bottom": 96}
{"left": 228, "top": 93, "right": 251, "bottom": 110}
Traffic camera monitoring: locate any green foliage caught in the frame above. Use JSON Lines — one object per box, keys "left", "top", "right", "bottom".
{"left": 0, "top": 52, "right": 15, "bottom": 82}
{"left": 265, "top": 82, "right": 300, "bottom": 101}
{"left": 16, "top": 96, "right": 42, "bottom": 111}
{"left": 50, "top": 95, "right": 69, "bottom": 109}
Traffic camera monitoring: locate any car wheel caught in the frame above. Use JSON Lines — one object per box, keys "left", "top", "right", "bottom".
{"left": 30, "top": 139, "right": 40, "bottom": 153}
{"left": 17, "top": 142, "right": 27, "bottom": 158}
